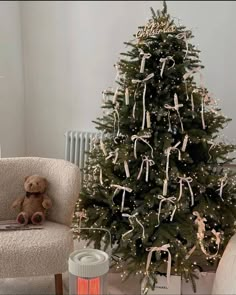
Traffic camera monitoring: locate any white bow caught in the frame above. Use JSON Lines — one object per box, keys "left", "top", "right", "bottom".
{"left": 156, "top": 195, "right": 177, "bottom": 227}
{"left": 131, "top": 133, "right": 153, "bottom": 159}
{"left": 137, "top": 155, "right": 155, "bottom": 182}
{"left": 106, "top": 148, "right": 119, "bottom": 164}
{"left": 164, "top": 93, "right": 184, "bottom": 132}
{"left": 159, "top": 56, "right": 175, "bottom": 78}
{"left": 122, "top": 212, "right": 145, "bottom": 240}
{"left": 111, "top": 184, "right": 132, "bottom": 212}
{"left": 132, "top": 73, "right": 154, "bottom": 130}
{"left": 164, "top": 141, "right": 181, "bottom": 180}
{"left": 178, "top": 175, "right": 194, "bottom": 206}
{"left": 176, "top": 31, "right": 190, "bottom": 58}
{"left": 145, "top": 244, "right": 172, "bottom": 287}
{"left": 139, "top": 49, "right": 152, "bottom": 73}
{"left": 216, "top": 173, "right": 228, "bottom": 201}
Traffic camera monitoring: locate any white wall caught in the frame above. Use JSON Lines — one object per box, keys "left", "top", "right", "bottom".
{"left": 20, "top": 1, "right": 236, "bottom": 159}
{"left": 0, "top": 1, "right": 25, "bottom": 157}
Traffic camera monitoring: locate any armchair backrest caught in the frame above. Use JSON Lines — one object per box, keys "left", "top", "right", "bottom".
{"left": 0, "top": 157, "right": 80, "bottom": 226}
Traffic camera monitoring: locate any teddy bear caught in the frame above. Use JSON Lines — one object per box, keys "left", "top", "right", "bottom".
{"left": 11, "top": 175, "right": 52, "bottom": 225}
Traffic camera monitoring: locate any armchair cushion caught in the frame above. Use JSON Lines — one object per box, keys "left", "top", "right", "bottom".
{"left": 0, "top": 221, "right": 73, "bottom": 278}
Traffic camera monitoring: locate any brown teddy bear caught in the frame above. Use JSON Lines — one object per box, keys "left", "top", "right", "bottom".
{"left": 11, "top": 175, "right": 52, "bottom": 225}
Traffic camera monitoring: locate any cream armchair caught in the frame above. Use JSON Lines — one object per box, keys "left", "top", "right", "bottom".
{"left": 0, "top": 157, "right": 80, "bottom": 295}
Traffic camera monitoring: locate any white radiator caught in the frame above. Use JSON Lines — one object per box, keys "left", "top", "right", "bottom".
{"left": 64, "top": 131, "right": 102, "bottom": 185}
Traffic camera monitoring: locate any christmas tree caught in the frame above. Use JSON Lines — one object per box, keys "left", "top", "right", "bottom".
{"left": 76, "top": 2, "right": 236, "bottom": 292}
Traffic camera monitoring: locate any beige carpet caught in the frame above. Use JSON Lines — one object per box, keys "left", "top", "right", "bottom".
{"left": 0, "top": 240, "right": 215, "bottom": 295}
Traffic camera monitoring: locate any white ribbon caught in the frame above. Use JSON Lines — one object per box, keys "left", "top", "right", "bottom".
{"left": 100, "top": 138, "right": 107, "bottom": 156}
{"left": 164, "top": 93, "right": 184, "bottom": 132}
{"left": 124, "top": 160, "right": 130, "bottom": 178}
{"left": 131, "top": 133, "right": 153, "bottom": 159}
{"left": 137, "top": 155, "right": 155, "bottom": 182}
{"left": 76, "top": 210, "right": 86, "bottom": 234}
{"left": 111, "top": 184, "right": 132, "bottom": 212}
{"left": 163, "top": 179, "right": 168, "bottom": 196}
{"left": 178, "top": 176, "right": 194, "bottom": 206}
{"left": 145, "top": 244, "right": 172, "bottom": 287}
{"left": 159, "top": 56, "right": 175, "bottom": 78}
{"left": 164, "top": 141, "right": 181, "bottom": 180}
{"left": 156, "top": 195, "right": 177, "bottom": 227}
{"left": 176, "top": 31, "right": 189, "bottom": 58}
{"left": 113, "top": 102, "right": 120, "bottom": 137}
{"left": 139, "top": 49, "right": 152, "bottom": 73}
{"left": 216, "top": 173, "right": 228, "bottom": 201}
{"left": 201, "top": 95, "right": 206, "bottom": 130}
{"left": 106, "top": 148, "right": 119, "bottom": 164}
{"left": 190, "top": 89, "right": 199, "bottom": 118}
{"left": 207, "top": 140, "right": 219, "bottom": 160}
{"left": 132, "top": 73, "right": 154, "bottom": 130}
{"left": 122, "top": 212, "right": 145, "bottom": 240}
{"left": 93, "top": 165, "right": 103, "bottom": 185}
{"left": 146, "top": 111, "right": 151, "bottom": 128}
{"left": 183, "top": 68, "right": 204, "bottom": 103}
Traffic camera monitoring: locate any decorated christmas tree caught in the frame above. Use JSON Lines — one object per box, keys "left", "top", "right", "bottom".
{"left": 76, "top": 2, "right": 236, "bottom": 292}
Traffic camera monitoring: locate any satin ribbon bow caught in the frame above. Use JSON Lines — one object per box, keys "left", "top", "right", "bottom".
{"left": 156, "top": 195, "right": 177, "bottom": 227}
{"left": 106, "top": 148, "right": 119, "bottom": 164}
{"left": 178, "top": 176, "right": 194, "bottom": 206}
{"left": 176, "top": 31, "right": 190, "bottom": 58}
{"left": 164, "top": 93, "right": 184, "bottom": 132}
{"left": 164, "top": 141, "right": 182, "bottom": 180}
{"left": 137, "top": 155, "right": 155, "bottom": 182}
{"left": 159, "top": 56, "right": 175, "bottom": 77}
{"left": 145, "top": 244, "right": 172, "bottom": 287}
{"left": 139, "top": 49, "right": 152, "bottom": 73}
{"left": 132, "top": 73, "right": 154, "bottom": 130}
{"left": 122, "top": 212, "right": 145, "bottom": 240}
{"left": 131, "top": 133, "right": 153, "bottom": 159}
{"left": 111, "top": 184, "right": 132, "bottom": 212}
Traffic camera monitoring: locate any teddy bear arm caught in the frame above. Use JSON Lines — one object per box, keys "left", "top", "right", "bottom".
{"left": 11, "top": 196, "right": 25, "bottom": 209}
{"left": 42, "top": 195, "right": 52, "bottom": 209}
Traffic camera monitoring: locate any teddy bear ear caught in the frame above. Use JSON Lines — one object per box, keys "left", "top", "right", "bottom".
{"left": 25, "top": 176, "right": 30, "bottom": 181}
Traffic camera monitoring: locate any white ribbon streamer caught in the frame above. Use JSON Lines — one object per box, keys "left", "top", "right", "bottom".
{"left": 132, "top": 73, "right": 154, "bottom": 130}
{"left": 111, "top": 184, "right": 132, "bottom": 212}
{"left": 131, "top": 133, "right": 154, "bottom": 159}
{"left": 145, "top": 244, "right": 172, "bottom": 287}
{"left": 201, "top": 95, "right": 206, "bottom": 130}
{"left": 100, "top": 138, "right": 107, "bottom": 156}
{"left": 137, "top": 155, "right": 155, "bottom": 182}
{"left": 156, "top": 195, "right": 177, "bottom": 227}
{"left": 178, "top": 175, "right": 194, "bottom": 206}
{"left": 207, "top": 140, "right": 219, "bottom": 160}
{"left": 176, "top": 31, "right": 189, "bottom": 58}
{"left": 93, "top": 165, "right": 103, "bottom": 185}
{"left": 164, "top": 93, "right": 184, "bottom": 132}
{"left": 113, "top": 102, "right": 120, "bottom": 137}
{"left": 165, "top": 141, "right": 182, "bottom": 180}
{"left": 76, "top": 210, "right": 86, "bottom": 234}
{"left": 216, "top": 173, "right": 228, "bottom": 201}
{"left": 114, "top": 63, "right": 120, "bottom": 81}
{"left": 159, "top": 56, "right": 175, "bottom": 78}
{"left": 183, "top": 68, "right": 204, "bottom": 103}
{"left": 146, "top": 111, "right": 151, "bottom": 128}
{"left": 106, "top": 148, "right": 119, "bottom": 164}
{"left": 122, "top": 212, "right": 145, "bottom": 240}
{"left": 139, "top": 49, "right": 152, "bottom": 73}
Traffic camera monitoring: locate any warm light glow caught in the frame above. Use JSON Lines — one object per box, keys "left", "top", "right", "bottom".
{"left": 77, "top": 277, "right": 100, "bottom": 295}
